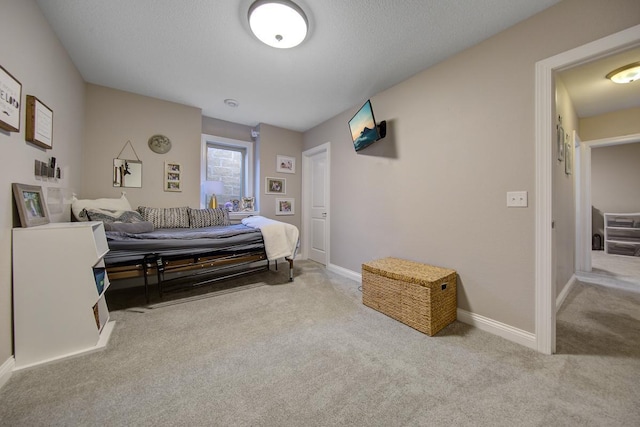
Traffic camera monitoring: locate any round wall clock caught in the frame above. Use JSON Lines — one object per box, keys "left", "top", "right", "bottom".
{"left": 148, "top": 134, "right": 172, "bottom": 154}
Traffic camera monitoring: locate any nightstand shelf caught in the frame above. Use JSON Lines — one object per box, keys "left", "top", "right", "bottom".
{"left": 12, "top": 222, "right": 115, "bottom": 370}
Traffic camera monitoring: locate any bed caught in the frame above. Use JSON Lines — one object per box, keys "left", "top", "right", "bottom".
{"left": 71, "top": 194, "right": 299, "bottom": 302}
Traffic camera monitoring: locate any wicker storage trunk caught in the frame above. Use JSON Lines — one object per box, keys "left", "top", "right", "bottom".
{"left": 362, "top": 257, "right": 457, "bottom": 336}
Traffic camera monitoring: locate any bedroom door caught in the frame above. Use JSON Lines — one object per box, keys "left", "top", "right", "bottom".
{"left": 303, "top": 143, "right": 330, "bottom": 265}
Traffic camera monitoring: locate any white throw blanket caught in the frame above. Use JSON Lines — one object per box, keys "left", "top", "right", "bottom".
{"left": 242, "top": 216, "right": 299, "bottom": 261}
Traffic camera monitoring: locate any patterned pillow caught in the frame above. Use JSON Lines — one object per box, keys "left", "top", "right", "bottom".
{"left": 137, "top": 206, "right": 190, "bottom": 229}
{"left": 188, "top": 208, "right": 230, "bottom": 228}
{"left": 85, "top": 209, "right": 144, "bottom": 223}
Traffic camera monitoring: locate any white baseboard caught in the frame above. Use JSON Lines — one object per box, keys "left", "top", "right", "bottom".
{"left": 456, "top": 309, "right": 537, "bottom": 351}
{"left": 327, "top": 263, "right": 538, "bottom": 350}
{"left": 0, "top": 356, "right": 15, "bottom": 390}
{"left": 556, "top": 274, "right": 577, "bottom": 312}
{"left": 327, "top": 263, "right": 362, "bottom": 282}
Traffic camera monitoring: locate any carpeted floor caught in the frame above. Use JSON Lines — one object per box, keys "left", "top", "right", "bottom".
{"left": 0, "top": 260, "right": 639, "bottom": 426}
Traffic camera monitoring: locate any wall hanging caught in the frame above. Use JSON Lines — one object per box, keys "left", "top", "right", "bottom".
{"left": 265, "top": 177, "right": 286, "bottom": 194}
{"left": 148, "top": 134, "right": 172, "bottom": 154}
{"left": 25, "top": 95, "right": 53, "bottom": 149}
{"left": 164, "top": 162, "right": 181, "bottom": 192}
{"left": 276, "top": 198, "right": 294, "bottom": 215}
{"left": 276, "top": 155, "right": 295, "bottom": 174}
{"left": 113, "top": 140, "right": 142, "bottom": 188}
{"left": 0, "top": 65, "right": 22, "bottom": 132}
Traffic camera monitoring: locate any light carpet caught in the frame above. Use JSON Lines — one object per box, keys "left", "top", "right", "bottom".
{"left": 0, "top": 261, "right": 638, "bottom": 426}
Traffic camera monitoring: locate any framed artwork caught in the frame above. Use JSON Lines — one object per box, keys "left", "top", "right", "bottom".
{"left": 0, "top": 65, "right": 22, "bottom": 132}
{"left": 241, "top": 197, "right": 255, "bottom": 211}
{"left": 265, "top": 177, "right": 286, "bottom": 194}
{"left": 12, "top": 183, "right": 50, "bottom": 227}
{"left": 275, "top": 198, "right": 294, "bottom": 215}
{"left": 276, "top": 155, "right": 295, "bottom": 174}
{"left": 556, "top": 121, "right": 565, "bottom": 162}
{"left": 25, "top": 95, "right": 53, "bottom": 149}
{"left": 164, "top": 162, "right": 181, "bottom": 192}
{"left": 564, "top": 137, "right": 572, "bottom": 175}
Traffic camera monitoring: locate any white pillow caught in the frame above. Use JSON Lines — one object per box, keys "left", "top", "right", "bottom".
{"left": 71, "top": 193, "right": 132, "bottom": 221}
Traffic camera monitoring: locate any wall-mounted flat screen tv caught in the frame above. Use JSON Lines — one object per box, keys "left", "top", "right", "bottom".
{"left": 348, "top": 100, "right": 380, "bottom": 152}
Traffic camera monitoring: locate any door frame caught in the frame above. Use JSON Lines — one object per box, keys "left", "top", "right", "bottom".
{"left": 534, "top": 24, "right": 640, "bottom": 354}
{"left": 301, "top": 142, "right": 331, "bottom": 263}
{"left": 577, "top": 133, "right": 640, "bottom": 272}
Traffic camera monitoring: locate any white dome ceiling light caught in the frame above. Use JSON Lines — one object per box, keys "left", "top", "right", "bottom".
{"left": 605, "top": 62, "right": 640, "bottom": 84}
{"left": 248, "top": 0, "right": 308, "bottom": 49}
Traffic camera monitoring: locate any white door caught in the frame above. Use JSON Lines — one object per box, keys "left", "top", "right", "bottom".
{"left": 303, "top": 144, "right": 329, "bottom": 265}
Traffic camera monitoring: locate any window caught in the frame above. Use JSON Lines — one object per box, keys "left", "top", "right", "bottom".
{"left": 201, "top": 134, "right": 254, "bottom": 209}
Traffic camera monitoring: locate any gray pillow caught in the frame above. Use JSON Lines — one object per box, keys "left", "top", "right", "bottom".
{"left": 85, "top": 209, "right": 144, "bottom": 223}
{"left": 103, "top": 221, "right": 154, "bottom": 233}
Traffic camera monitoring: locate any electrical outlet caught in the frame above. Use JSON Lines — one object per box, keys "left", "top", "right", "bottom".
{"left": 507, "top": 191, "right": 528, "bottom": 207}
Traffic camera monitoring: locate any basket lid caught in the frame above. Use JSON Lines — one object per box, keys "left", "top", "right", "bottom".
{"left": 362, "top": 257, "right": 455, "bottom": 287}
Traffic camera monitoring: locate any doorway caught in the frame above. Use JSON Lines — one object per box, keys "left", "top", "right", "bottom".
{"left": 576, "top": 135, "right": 640, "bottom": 291}
{"left": 535, "top": 24, "right": 640, "bottom": 354}
{"left": 302, "top": 142, "right": 331, "bottom": 265}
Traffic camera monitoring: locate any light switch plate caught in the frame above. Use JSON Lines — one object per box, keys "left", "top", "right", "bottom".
{"left": 507, "top": 191, "right": 528, "bottom": 207}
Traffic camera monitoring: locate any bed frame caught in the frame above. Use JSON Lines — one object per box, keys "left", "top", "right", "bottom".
{"left": 106, "top": 249, "right": 295, "bottom": 303}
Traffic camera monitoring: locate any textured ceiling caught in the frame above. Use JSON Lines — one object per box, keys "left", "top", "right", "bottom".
{"left": 36, "top": 0, "right": 570, "bottom": 132}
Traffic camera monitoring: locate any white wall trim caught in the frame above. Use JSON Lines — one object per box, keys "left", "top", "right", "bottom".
{"left": 556, "top": 275, "right": 577, "bottom": 312}
{"left": 535, "top": 24, "right": 640, "bottom": 355}
{"left": 457, "top": 309, "right": 537, "bottom": 351}
{"left": 0, "top": 357, "right": 15, "bottom": 390}
{"left": 327, "top": 262, "right": 362, "bottom": 283}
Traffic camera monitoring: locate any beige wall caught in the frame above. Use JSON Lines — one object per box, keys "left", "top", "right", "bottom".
{"left": 579, "top": 107, "right": 640, "bottom": 141}
{"left": 83, "top": 84, "right": 202, "bottom": 209}
{"left": 256, "top": 124, "right": 303, "bottom": 230}
{"left": 303, "top": 0, "right": 640, "bottom": 333}
{"left": 554, "top": 78, "right": 579, "bottom": 297}
{"left": 0, "top": 0, "right": 85, "bottom": 370}
{"left": 202, "top": 116, "right": 254, "bottom": 142}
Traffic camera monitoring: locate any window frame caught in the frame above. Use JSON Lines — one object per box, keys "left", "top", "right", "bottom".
{"left": 200, "top": 134, "right": 254, "bottom": 209}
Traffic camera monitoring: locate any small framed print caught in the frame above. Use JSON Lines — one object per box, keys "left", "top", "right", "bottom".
{"left": 275, "top": 198, "right": 294, "bottom": 215}
{"left": 12, "top": 183, "right": 50, "bottom": 227}
{"left": 276, "top": 155, "right": 295, "bottom": 174}
{"left": 25, "top": 95, "right": 53, "bottom": 149}
{"left": 556, "top": 120, "right": 565, "bottom": 162}
{"left": 265, "top": 177, "right": 286, "bottom": 194}
{"left": 241, "top": 196, "right": 255, "bottom": 211}
{"left": 564, "top": 137, "right": 572, "bottom": 175}
{"left": 0, "top": 65, "right": 22, "bottom": 132}
{"left": 164, "top": 162, "right": 181, "bottom": 192}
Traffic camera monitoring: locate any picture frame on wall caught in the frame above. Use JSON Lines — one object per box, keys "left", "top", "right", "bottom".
{"left": 25, "top": 95, "right": 53, "bottom": 149}
{"left": 556, "top": 121, "right": 565, "bottom": 162}
{"left": 265, "top": 177, "right": 286, "bottom": 194}
{"left": 0, "top": 65, "right": 22, "bottom": 132}
{"left": 276, "top": 155, "right": 295, "bottom": 174}
{"left": 12, "top": 183, "right": 50, "bottom": 227}
{"left": 164, "top": 162, "right": 181, "bottom": 192}
{"left": 275, "top": 198, "right": 294, "bottom": 215}
{"left": 564, "top": 137, "right": 572, "bottom": 175}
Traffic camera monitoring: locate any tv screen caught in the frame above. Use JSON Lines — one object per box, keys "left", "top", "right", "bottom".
{"left": 348, "top": 100, "right": 380, "bottom": 152}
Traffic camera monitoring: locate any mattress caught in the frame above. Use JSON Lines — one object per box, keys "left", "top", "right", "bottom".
{"left": 104, "top": 224, "right": 265, "bottom": 265}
